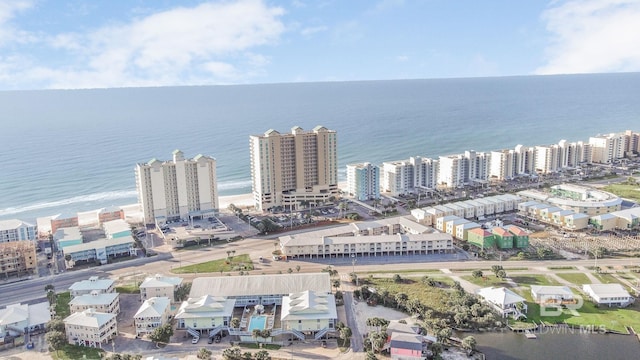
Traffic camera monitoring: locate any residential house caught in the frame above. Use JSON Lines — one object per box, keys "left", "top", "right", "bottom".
{"left": 140, "top": 274, "right": 184, "bottom": 302}
{"left": 530, "top": 286, "right": 575, "bottom": 305}
{"left": 491, "top": 227, "right": 514, "bottom": 249}
{"left": 175, "top": 295, "right": 235, "bottom": 333}
{"left": 102, "top": 219, "right": 132, "bottom": 239}
{"left": 390, "top": 332, "right": 425, "bottom": 360}
{"left": 280, "top": 290, "right": 337, "bottom": 336}
{"left": 582, "top": 284, "right": 635, "bottom": 307}
{"left": 64, "top": 308, "right": 118, "bottom": 348}
{"left": 69, "top": 291, "right": 120, "bottom": 314}
{"left": 477, "top": 287, "right": 527, "bottom": 319}
{"left": 69, "top": 277, "right": 115, "bottom": 298}
{"left": 134, "top": 297, "right": 172, "bottom": 337}
{"left": 0, "top": 302, "right": 50, "bottom": 336}
{"left": 504, "top": 225, "right": 529, "bottom": 248}
{"left": 467, "top": 228, "right": 495, "bottom": 249}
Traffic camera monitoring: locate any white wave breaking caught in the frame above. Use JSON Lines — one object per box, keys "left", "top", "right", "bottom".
{"left": 0, "top": 190, "right": 138, "bottom": 217}
{"left": 218, "top": 179, "right": 252, "bottom": 191}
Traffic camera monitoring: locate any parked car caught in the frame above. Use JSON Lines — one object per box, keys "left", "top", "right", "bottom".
{"left": 192, "top": 336, "right": 199, "bottom": 344}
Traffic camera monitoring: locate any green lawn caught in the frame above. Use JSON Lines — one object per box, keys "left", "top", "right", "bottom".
{"left": 54, "top": 292, "right": 71, "bottom": 319}
{"left": 510, "top": 274, "right": 561, "bottom": 286}
{"left": 461, "top": 275, "right": 509, "bottom": 287}
{"left": 556, "top": 273, "right": 591, "bottom": 285}
{"left": 603, "top": 183, "right": 640, "bottom": 202}
{"left": 171, "top": 254, "right": 254, "bottom": 274}
{"left": 51, "top": 344, "right": 103, "bottom": 360}
{"left": 548, "top": 266, "right": 577, "bottom": 270}
{"left": 116, "top": 283, "right": 141, "bottom": 294}
{"left": 591, "top": 273, "right": 621, "bottom": 284}
{"left": 362, "top": 268, "right": 442, "bottom": 275}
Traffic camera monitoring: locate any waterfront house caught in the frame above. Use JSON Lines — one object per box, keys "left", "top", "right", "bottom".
{"left": 63, "top": 236, "right": 135, "bottom": 266}
{"left": 54, "top": 227, "right": 83, "bottom": 249}
{"left": 582, "top": 284, "right": 635, "bottom": 307}
{"left": 530, "top": 286, "right": 575, "bottom": 305}
{"left": 477, "top": 287, "right": 527, "bottom": 319}
{"left": 140, "top": 274, "right": 184, "bottom": 302}
{"left": 134, "top": 297, "right": 172, "bottom": 337}
{"left": 390, "top": 332, "right": 425, "bottom": 360}
{"left": 0, "top": 219, "right": 36, "bottom": 242}
{"left": 63, "top": 308, "right": 117, "bottom": 348}
{"left": 102, "top": 219, "right": 132, "bottom": 239}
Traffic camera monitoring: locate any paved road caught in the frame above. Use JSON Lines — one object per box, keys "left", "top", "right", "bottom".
{"left": 342, "top": 291, "right": 363, "bottom": 352}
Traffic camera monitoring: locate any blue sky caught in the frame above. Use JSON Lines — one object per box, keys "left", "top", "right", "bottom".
{"left": 1, "top": 0, "right": 639, "bottom": 90}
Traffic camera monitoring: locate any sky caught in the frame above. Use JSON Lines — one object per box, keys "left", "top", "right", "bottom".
{"left": 1, "top": 0, "right": 640, "bottom": 90}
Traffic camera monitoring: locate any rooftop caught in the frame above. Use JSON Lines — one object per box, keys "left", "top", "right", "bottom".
{"left": 64, "top": 308, "right": 115, "bottom": 328}
{"left": 190, "top": 273, "right": 331, "bottom": 298}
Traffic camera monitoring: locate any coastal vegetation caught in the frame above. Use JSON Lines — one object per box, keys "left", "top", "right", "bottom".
{"left": 603, "top": 177, "right": 640, "bottom": 202}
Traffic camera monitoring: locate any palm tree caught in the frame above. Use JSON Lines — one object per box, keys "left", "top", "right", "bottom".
{"left": 295, "top": 265, "right": 301, "bottom": 272}
{"left": 461, "top": 336, "right": 477, "bottom": 355}
{"left": 332, "top": 279, "right": 341, "bottom": 293}
{"left": 339, "top": 326, "right": 352, "bottom": 347}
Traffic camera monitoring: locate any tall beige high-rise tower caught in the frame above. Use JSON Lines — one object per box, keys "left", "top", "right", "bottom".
{"left": 135, "top": 150, "right": 218, "bottom": 224}
{"left": 250, "top": 126, "right": 338, "bottom": 211}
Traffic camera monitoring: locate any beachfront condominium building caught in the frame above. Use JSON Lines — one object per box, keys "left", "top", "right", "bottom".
{"left": 489, "top": 150, "right": 516, "bottom": 181}
{"left": 589, "top": 133, "right": 627, "bottom": 164}
{"left": 346, "top": 163, "right": 380, "bottom": 201}
{"left": 250, "top": 126, "right": 338, "bottom": 211}
{"left": 438, "top": 151, "right": 489, "bottom": 188}
{"left": 624, "top": 130, "right": 640, "bottom": 154}
{"left": 514, "top": 145, "right": 535, "bottom": 175}
{"left": 63, "top": 308, "right": 118, "bottom": 348}
{"left": 0, "top": 241, "right": 37, "bottom": 278}
{"left": 534, "top": 145, "right": 560, "bottom": 174}
{"left": 135, "top": 150, "right": 218, "bottom": 224}
{"left": 381, "top": 156, "right": 438, "bottom": 196}
{"left": 0, "top": 219, "right": 36, "bottom": 243}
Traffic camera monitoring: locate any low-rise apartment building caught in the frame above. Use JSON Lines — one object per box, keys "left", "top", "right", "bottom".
{"left": 175, "top": 295, "right": 235, "bottom": 331}
{"left": 281, "top": 290, "right": 337, "bottom": 334}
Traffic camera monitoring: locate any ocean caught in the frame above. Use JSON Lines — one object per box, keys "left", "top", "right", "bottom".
{"left": 1, "top": 72, "right": 640, "bottom": 222}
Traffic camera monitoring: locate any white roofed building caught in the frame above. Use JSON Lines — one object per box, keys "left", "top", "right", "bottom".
{"left": 102, "top": 219, "right": 131, "bottom": 239}
{"left": 140, "top": 274, "right": 184, "bottom": 302}
{"left": 477, "top": 287, "right": 527, "bottom": 319}
{"left": 64, "top": 308, "right": 117, "bottom": 348}
{"left": 175, "top": 295, "right": 235, "bottom": 334}
{"left": 281, "top": 290, "right": 337, "bottom": 337}
{"left": 69, "top": 291, "right": 120, "bottom": 314}
{"left": 582, "top": 284, "right": 634, "bottom": 307}
{"left": 0, "top": 219, "right": 36, "bottom": 243}
{"left": 530, "top": 286, "right": 575, "bottom": 305}
{"left": 69, "top": 277, "right": 115, "bottom": 299}
{"left": 134, "top": 297, "right": 172, "bottom": 337}
{"left": 0, "top": 302, "right": 50, "bottom": 336}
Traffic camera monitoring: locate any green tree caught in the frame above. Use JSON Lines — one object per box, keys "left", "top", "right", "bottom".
{"left": 287, "top": 268, "right": 293, "bottom": 274}
{"left": 461, "top": 336, "right": 477, "bottom": 355}
{"left": 472, "top": 270, "right": 483, "bottom": 278}
{"left": 197, "top": 348, "right": 212, "bottom": 360}
{"left": 496, "top": 269, "right": 507, "bottom": 279}
{"left": 393, "top": 274, "right": 402, "bottom": 283}
{"left": 45, "top": 284, "right": 55, "bottom": 293}
{"left": 64, "top": 254, "right": 71, "bottom": 262}
{"left": 365, "top": 351, "right": 378, "bottom": 360}
{"left": 222, "top": 347, "right": 242, "bottom": 360}
{"left": 242, "top": 352, "right": 253, "bottom": 360}
{"left": 491, "top": 265, "right": 504, "bottom": 275}
{"left": 149, "top": 324, "right": 173, "bottom": 345}
{"left": 339, "top": 326, "right": 352, "bottom": 347}
{"left": 332, "top": 279, "right": 341, "bottom": 293}
{"left": 436, "top": 327, "right": 452, "bottom": 343}
{"left": 295, "top": 265, "right": 301, "bottom": 272}
{"left": 45, "top": 330, "right": 67, "bottom": 355}
{"left": 430, "top": 342, "right": 444, "bottom": 359}
{"left": 231, "top": 317, "right": 241, "bottom": 329}
{"left": 254, "top": 350, "right": 271, "bottom": 360}
{"left": 46, "top": 318, "right": 65, "bottom": 332}
{"left": 175, "top": 282, "right": 192, "bottom": 302}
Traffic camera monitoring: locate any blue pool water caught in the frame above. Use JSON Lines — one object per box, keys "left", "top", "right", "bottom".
{"left": 248, "top": 315, "right": 267, "bottom": 331}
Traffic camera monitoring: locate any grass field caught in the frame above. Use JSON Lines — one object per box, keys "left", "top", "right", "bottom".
{"left": 116, "top": 283, "right": 141, "bottom": 294}
{"left": 54, "top": 291, "right": 71, "bottom": 319}
{"left": 51, "top": 344, "right": 103, "bottom": 360}
{"left": 510, "top": 274, "right": 561, "bottom": 286}
{"left": 171, "top": 253, "right": 254, "bottom": 274}
{"left": 603, "top": 183, "right": 640, "bottom": 202}
{"left": 556, "top": 273, "right": 591, "bottom": 285}
{"left": 461, "top": 275, "right": 509, "bottom": 287}
{"left": 591, "top": 273, "right": 622, "bottom": 284}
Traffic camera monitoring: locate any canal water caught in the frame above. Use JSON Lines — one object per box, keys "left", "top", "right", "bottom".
{"left": 462, "top": 329, "right": 640, "bottom": 359}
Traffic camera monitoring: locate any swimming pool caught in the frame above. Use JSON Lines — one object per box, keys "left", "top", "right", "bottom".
{"left": 247, "top": 315, "right": 267, "bottom": 331}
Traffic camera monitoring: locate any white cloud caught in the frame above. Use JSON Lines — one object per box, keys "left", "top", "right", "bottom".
{"left": 0, "top": 0, "right": 33, "bottom": 45}
{"left": 395, "top": 55, "right": 409, "bottom": 62}
{"left": 301, "top": 25, "right": 327, "bottom": 36}
{"left": 2, "top": 0, "right": 286, "bottom": 89}
{"left": 536, "top": 0, "right": 640, "bottom": 75}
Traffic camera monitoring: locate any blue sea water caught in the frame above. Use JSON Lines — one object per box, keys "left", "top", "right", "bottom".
{"left": 1, "top": 72, "right": 640, "bottom": 222}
